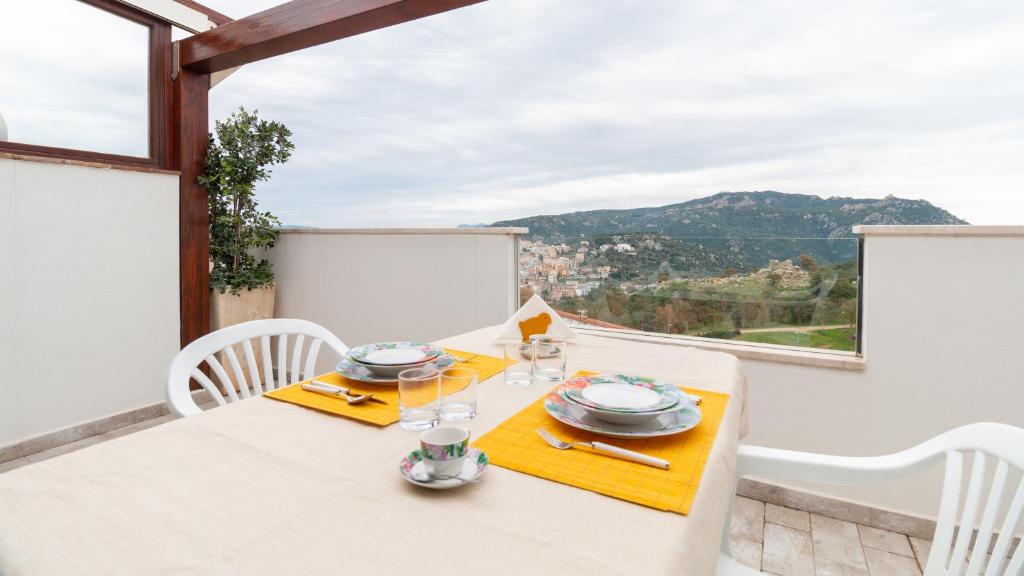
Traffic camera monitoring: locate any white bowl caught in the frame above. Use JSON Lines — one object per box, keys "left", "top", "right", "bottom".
{"left": 355, "top": 357, "right": 434, "bottom": 378}
{"left": 569, "top": 394, "right": 692, "bottom": 426}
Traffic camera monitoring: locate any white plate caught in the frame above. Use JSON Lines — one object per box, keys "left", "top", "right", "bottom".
{"left": 581, "top": 383, "right": 662, "bottom": 410}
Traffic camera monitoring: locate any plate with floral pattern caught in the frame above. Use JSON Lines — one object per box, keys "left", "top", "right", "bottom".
{"left": 562, "top": 374, "right": 682, "bottom": 413}
{"left": 399, "top": 448, "right": 488, "bottom": 490}
{"left": 335, "top": 353, "right": 455, "bottom": 384}
{"left": 544, "top": 385, "right": 701, "bottom": 438}
{"left": 347, "top": 342, "right": 444, "bottom": 365}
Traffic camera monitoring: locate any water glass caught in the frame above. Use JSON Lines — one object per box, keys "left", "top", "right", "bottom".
{"left": 531, "top": 335, "right": 567, "bottom": 383}
{"left": 440, "top": 367, "right": 478, "bottom": 421}
{"left": 503, "top": 342, "right": 532, "bottom": 387}
{"left": 397, "top": 366, "right": 441, "bottom": 431}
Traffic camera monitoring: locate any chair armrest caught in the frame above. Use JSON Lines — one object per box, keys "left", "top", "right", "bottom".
{"left": 737, "top": 423, "right": 1024, "bottom": 486}
{"left": 736, "top": 443, "right": 944, "bottom": 485}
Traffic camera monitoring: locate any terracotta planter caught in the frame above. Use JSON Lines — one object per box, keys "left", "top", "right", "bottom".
{"left": 210, "top": 284, "right": 276, "bottom": 391}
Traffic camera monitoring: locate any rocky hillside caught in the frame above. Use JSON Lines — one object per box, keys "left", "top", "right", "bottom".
{"left": 492, "top": 191, "right": 966, "bottom": 273}
{"left": 493, "top": 191, "right": 965, "bottom": 241}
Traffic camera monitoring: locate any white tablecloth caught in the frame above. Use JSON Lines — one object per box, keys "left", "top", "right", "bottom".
{"left": 0, "top": 327, "right": 747, "bottom": 575}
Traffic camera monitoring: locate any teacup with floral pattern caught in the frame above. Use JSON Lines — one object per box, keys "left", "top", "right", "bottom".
{"left": 419, "top": 427, "right": 470, "bottom": 477}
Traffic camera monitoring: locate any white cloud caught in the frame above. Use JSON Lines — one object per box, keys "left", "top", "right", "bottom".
{"left": 6, "top": 0, "right": 1024, "bottom": 224}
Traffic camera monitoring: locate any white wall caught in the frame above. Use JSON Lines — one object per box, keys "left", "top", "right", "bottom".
{"left": 741, "top": 230, "right": 1024, "bottom": 518}
{"left": 0, "top": 157, "right": 180, "bottom": 446}
{"left": 270, "top": 229, "right": 522, "bottom": 369}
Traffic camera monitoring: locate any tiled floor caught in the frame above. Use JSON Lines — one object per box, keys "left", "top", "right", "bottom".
{"left": 728, "top": 496, "right": 1006, "bottom": 575}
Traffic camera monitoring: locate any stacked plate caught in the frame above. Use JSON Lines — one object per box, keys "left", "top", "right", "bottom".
{"left": 336, "top": 341, "right": 455, "bottom": 384}
{"left": 544, "top": 374, "right": 702, "bottom": 439}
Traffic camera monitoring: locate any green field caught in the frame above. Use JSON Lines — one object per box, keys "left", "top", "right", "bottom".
{"left": 732, "top": 327, "right": 857, "bottom": 351}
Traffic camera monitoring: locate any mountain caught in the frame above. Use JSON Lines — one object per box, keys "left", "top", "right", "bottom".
{"left": 492, "top": 191, "right": 966, "bottom": 275}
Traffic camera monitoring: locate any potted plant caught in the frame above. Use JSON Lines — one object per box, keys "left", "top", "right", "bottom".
{"left": 200, "top": 106, "right": 294, "bottom": 333}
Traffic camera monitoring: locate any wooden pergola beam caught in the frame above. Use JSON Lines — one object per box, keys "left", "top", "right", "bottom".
{"left": 178, "top": 0, "right": 485, "bottom": 74}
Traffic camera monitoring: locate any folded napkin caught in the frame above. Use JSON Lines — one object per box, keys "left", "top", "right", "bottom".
{"left": 494, "top": 294, "right": 578, "bottom": 342}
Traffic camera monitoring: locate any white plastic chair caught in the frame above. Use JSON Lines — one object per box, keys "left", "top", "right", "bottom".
{"left": 166, "top": 318, "right": 348, "bottom": 417}
{"left": 719, "top": 423, "right": 1024, "bottom": 576}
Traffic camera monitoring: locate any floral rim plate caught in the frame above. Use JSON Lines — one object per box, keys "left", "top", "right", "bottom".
{"left": 335, "top": 354, "right": 455, "bottom": 384}
{"left": 562, "top": 374, "right": 682, "bottom": 413}
{"left": 347, "top": 342, "right": 444, "bottom": 366}
{"left": 544, "top": 386, "right": 702, "bottom": 438}
{"left": 399, "top": 448, "right": 488, "bottom": 490}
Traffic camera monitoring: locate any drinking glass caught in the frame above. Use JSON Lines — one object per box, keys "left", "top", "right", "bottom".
{"left": 397, "top": 366, "right": 441, "bottom": 431}
{"left": 440, "top": 367, "right": 478, "bottom": 421}
{"left": 531, "top": 335, "right": 567, "bottom": 383}
{"left": 503, "top": 342, "right": 532, "bottom": 387}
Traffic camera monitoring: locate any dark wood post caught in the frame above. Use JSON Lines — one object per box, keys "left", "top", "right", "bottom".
{"left": 172, "top": 68, "right": 211, "bottom": 348}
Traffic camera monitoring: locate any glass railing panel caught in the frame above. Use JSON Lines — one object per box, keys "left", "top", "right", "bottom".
{"left": 519, "top": 235, "right": 859, "bottom": 353}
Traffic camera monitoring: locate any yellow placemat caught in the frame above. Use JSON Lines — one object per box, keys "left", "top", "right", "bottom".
{"left": 264, "top": 349, "right": 514, "bottom": 426}
{"left": 472, "top": 373, "right": 730, "bottom": 515}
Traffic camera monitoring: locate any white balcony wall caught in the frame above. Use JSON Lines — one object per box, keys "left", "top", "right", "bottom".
{"left": 741, "top": 227, "right": 1024, "bottom": 520}
{"left": 270, "top": 228, "right": 524, "bottom": 371}
{"left": 0, "top": 156, "right": 180, "bottom": 447}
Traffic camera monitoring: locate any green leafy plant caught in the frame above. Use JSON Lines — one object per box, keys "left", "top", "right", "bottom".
{"left": 200, "top": 107, "right": 294, "bottom": 294}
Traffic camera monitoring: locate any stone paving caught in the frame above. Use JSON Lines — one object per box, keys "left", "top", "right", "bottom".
{"left": 728, "top": 495, "right": 1004, "bottom": 575}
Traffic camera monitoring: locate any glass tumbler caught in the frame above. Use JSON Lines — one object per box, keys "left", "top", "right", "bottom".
{"left": 440, "top": 367, "right": 478, "bottom": 421}
{"left": 503, "top": 342, "right": 532, "bottom": 387}
{"left": 397, "top": 366, "right": 441, "bottom": 431}
{"left": 531, "top": 335, "right": 567, "bottom": 383}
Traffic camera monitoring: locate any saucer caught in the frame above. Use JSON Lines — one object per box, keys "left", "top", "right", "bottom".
{"left": 399, "top": 448, "right": 488, "bottom": 490}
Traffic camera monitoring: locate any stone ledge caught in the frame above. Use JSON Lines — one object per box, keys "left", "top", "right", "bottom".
{"left": 0, "top": 390, "right": 214, "bottom": 464}
{"left": 0, "top": 151, "right": 180, "bottom": 176}
{"left": 853, "top": 225, "right": 1024, "bottom": 237}
{"left": 279, "top": 227, "right": 529, "bottom": 235}
{"left": 578, "top": 327, "right": 865, "bottom": 371}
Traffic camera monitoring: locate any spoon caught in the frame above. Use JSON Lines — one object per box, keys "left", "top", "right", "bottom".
{"left": 301, "top": 383, "right": 374, "bottom": 405}
{"left": 410, "top": 470, "right": 480, "bottom": 484}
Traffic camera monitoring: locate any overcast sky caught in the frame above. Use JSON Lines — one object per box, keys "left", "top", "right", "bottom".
{"left": 6, "top": 0, "right": 1024, "bottom": 226}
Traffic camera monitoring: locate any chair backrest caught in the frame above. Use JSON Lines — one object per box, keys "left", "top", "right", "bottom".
{"left": 165, "top": 318, "right": 348, "bottom": 417}
{"left": 923, "top": 424, "right": 1024, "bottom": 576}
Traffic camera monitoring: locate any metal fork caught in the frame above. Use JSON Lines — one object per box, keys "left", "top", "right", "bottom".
{"left": 536, "top": 428, "right": 670, "bottom": 469}
{"left": 450, "top": 352, "right": 479, "bottom": 363}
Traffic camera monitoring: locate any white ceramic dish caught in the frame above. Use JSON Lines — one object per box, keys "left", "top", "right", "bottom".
{"left": 347, "top": 342, "right": 443, "bottom": 365}
{"left": 572, "top": 394, "right": 687, "bottom": 425}
{"left": 353, "top": 357, "right": 434, "bottom": 378}
{"left": 544, "top": 388, "right": 702, "bottom": 439}
{"left": 362, "top": 348, "right": 435, "bottom": 365}
{"left": 562, "top": 374, "right": 682, "bottom": 414}
{"left": 335, "top": 354, "right": 455, "bottom": 385}
{"left": 581, "top": 382, "right": 662, "bottom": 410}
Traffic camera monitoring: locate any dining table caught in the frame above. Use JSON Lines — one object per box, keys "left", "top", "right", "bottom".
{"left": 0, "top": 326, "right": 748, "bottom": 575}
